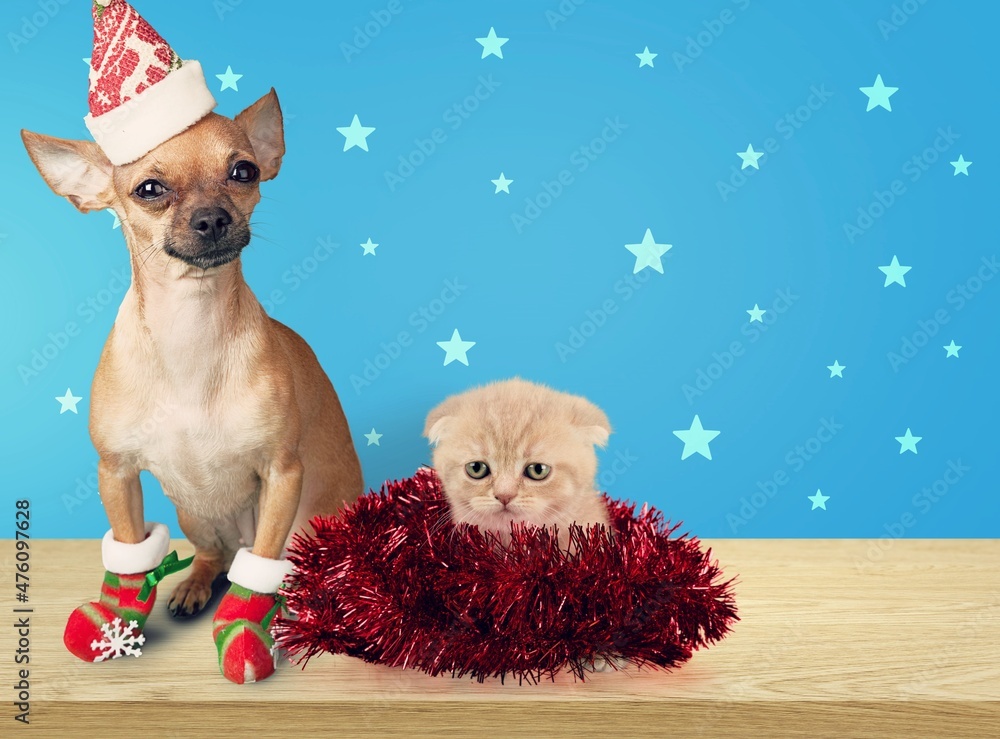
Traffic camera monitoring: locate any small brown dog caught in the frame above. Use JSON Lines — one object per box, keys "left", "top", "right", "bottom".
{"left": 22, "top": 90, "right": 363, "bottom": 617}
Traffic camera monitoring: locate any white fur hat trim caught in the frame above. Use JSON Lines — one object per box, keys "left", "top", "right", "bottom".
{"left": 84, "top": 60, "right": 216, "bottom": 165}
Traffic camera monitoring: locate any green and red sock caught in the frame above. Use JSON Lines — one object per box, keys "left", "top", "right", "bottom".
{"left": 64, "top": 570, "right": 154, "bottom": 661}
{"left": 63, "top": 522, "right": 183, "bottom": 662}
{"left": 212, "top": 547, "right": 292, "bottom": 684}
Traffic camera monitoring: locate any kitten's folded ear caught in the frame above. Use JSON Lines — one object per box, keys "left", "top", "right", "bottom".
{"left": 572, "top": 398, "right": 611, "bottom": 448}
{"left": 424, "top": 397, "right": 458, "bottom": 446}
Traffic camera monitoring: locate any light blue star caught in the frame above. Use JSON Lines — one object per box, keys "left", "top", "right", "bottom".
{"left": 108, "top": 210, "right": 121, "bottom": 229}
{"left": 83, "top": 57, "right": 91, "bottom": 67}
{"left": 364, "top": 428, "right": 383, "bottom": 446}
{"left": 635, "top": 46, "right": 657, "bottom": 68}
{"left": 437, "top": 329, "right": 476, "bottom": 366}
{"left": 476, "top": 27, "right": 508, "bottom": 59}
{"left": 672, "top": 415, "right": 720, "bottom": 461}
{"left": 895, "top": 428, "right": 922, "bottom": 455}
{"left": 746, "top": 304, "right": 765, "bottom": 322}
{"left": 56, "top": 388, "right": 83, "bottom": 414}
{"left": 215, "top": 65, "right": 243, "bottom": 92}
{"left": 827, "top": 360, "right": 846, "bottom": 378}
{"left": 859, "top": 74, "right": 898, "bottom": 112}
{"left": 492, "top": 172, "right": 513, "bottom": 194}
{"left": 808, "top": 490, "right": 830, "bottom": 510}
{"left": 943, "top": 340, "right": 962, "bottom": 358}
{"left": 879, "top": 255, "right": 911, "bottom": 287}
{"left": 337, "top": 115, "right": 376, "bottom": 152}
{"left": 625, "top": 228, "right": 671, "bottom": 274}
{"left": 950, "top": 155, "right": 972, "bottom": 176}
{"left": 360, "top": 238, "right": 378, "bottom": 256}
{"left": 737, "top": 144, "right": 764, "bottom": 170}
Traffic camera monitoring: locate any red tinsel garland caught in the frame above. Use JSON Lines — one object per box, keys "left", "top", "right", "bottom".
{"left": 274, "top": 467, "right": 738, "bottom": 684}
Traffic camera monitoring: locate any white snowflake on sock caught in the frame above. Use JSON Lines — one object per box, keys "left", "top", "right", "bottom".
{"left": 91, "top": 617, "right": 145, "bottom": 662}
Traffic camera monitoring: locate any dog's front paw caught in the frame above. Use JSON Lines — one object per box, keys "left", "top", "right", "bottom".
{"left": 167, "top": 573, "right": 216, "bottom": 618}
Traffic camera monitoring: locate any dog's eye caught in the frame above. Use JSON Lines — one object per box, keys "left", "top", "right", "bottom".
{"left": 230, "top": 161, "right": 260, "bottom": 183}
{"left": 524, "top": 463, "right": 551, "bottom": 481}
{"left": 135, "top": 180, "right": 168, "bottom": 199}
{"left": 465, "top": 461, "right": 490, "bottom": 480}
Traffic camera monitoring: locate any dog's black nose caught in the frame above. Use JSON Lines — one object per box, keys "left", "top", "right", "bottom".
{"left": 189, "top": 207, "right": 232, "bottom": 242}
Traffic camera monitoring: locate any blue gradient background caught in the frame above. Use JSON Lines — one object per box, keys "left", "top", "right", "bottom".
{"left": 1, "top": 0, "right": 996, "bottom": 539}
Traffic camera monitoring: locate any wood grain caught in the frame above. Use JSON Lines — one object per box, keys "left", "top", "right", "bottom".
{"left": 3, "top": 539, "right": 997, "bottom": 737}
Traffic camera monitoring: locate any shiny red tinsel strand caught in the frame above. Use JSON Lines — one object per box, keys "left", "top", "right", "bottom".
{"left": 274, "top": 467, "right": 738, "bottom": 684}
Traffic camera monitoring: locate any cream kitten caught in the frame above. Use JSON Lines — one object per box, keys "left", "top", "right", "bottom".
{"left": 423, "top": 378, "right": 612, "bottom": 551}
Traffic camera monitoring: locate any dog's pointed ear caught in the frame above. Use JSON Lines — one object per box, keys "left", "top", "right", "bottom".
{"left": 235, "top": 88, "right": 284, "bottom": 181}
{"left": 21, "top": 130, "right": 114, "bottom": 213}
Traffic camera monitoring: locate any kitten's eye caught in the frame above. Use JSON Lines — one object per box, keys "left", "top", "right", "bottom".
{"left": 230, "top": 160, "right": 260, "bottom": 183}
{"left": 465, "top": 461, "right": 490, "bottom": 479}
{"left": 524, "top": 463, "right": 551, "bottom": 481}
{"left": 134, "top": 179, "right": 168, "bottom": 199}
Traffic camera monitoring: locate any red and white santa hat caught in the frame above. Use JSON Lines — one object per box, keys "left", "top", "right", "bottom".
{"left": 84, "top": 0, "right": 217, "bottom": 166}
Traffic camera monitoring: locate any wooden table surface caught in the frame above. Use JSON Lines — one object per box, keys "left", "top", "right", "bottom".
{"left": 3, "top": 539, "right": 997, "bottom": 737}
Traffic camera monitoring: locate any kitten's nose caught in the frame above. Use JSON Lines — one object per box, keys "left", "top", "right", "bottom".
{"left": 494, "top": 492, "right": 517, "bottom": 506}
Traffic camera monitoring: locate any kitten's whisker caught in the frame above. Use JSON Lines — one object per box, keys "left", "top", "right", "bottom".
{"left": 426, "top": 509, "right": 454, "bottom": 539}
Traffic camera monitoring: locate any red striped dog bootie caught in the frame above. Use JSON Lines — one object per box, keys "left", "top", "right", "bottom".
{"left": 213, "top": 548, "right": 291, "bottom": 684}
{"left": 64, "top": 523, "right": 191, "bottom": 662}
